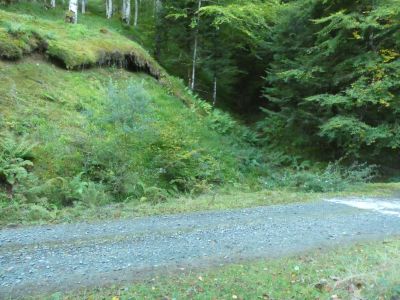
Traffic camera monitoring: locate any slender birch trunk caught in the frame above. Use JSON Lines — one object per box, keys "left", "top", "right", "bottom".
{"left": 122, "top": 0, "right": 131, "bottom": 24}
{"left": 122, "top": 0, "right": 126, "bottom": 22}
{"left": 134, "top": 0, "right": 139, "bottom": 27}
{"left": 50, "top": 0, "right": 56, "bottom": 8}
{"left": 213, "top": 76, "right": 217, "bottom": 106}
{"left": 106, "top": 0, "right": 112, "bottom": 19}
{"left": 69, "top": 0, "right": 78, "bottom": 23}
{"left": 190, "top": 0, "right": 202, "bottom": 91}
{"left": 81, "top": 0, "right": 86, "bottom": 14}
{"left": 154, "top": 0, "right": 162, "bottom": 60}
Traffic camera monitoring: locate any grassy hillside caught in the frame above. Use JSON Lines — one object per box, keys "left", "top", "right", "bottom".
{"left": 0, "top": 53, "right": 265, "bottom": 218}
{"left": 0, "top": 9, "right": 159, "bottom": 70}
{"left": 0, "top": 7, "right": 266, "bottom": 224}
{"left": 0, "top": 7, "right": 205, "bottom": 107}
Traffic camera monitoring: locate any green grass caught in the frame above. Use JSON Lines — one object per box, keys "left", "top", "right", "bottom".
{"left": 0, "top": 56, "right": 262, "bottom": 226}
{"left": 2, "top": 181, "right": 399, "bottom": 227}
{"left": 36, "top": 239, "right": 400, "bottom": 300}
{"left": 0, "top": 8, "right": 201, "bottom": 107}
{"left": 0, "top": 9, "right": 159, "bottom": 71}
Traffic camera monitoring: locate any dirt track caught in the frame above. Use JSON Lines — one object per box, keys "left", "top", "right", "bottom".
{"left": 1, "top": 197, "right": 400, "bottom": 298}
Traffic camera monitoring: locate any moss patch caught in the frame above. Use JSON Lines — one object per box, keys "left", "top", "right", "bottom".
{"left": 0, "top": 10, "right": 162, "bottom": 74}
{"left": 0, "top": 9, "right": 203, "bottom": 107}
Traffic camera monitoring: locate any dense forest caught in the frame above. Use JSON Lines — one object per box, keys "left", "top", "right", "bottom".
{"left": 140, "top": 0, "right": 400, "bottom": 168}
{"left": 18, "top": 0, "right": 398, "bottom": 168}
{"left": 0, "top": 0, "right": 399, "bottom": 222}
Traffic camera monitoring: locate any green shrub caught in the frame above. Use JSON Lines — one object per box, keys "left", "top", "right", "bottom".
{"left": 262, "top": 162, "right": 376, "bottom": 193}
{"left": 103, "top": 80, "right": 154, "bottom": 133}
{"left": 4, "top": 21, "right": 26, "bottom": 36}
{"left": 154, "top": 147, "right": 223, "bottom": 193}
{"left": 0, "top": 134, "right": 35, "bottom": 195}
{"left": 84, "top": 80, "right": 246, "bottom": 199}
{"left": 34, "top": 174, "right": 110, "bottom": 207}
{"left": 207, "top": 110, "right": 236, "bottom": 135}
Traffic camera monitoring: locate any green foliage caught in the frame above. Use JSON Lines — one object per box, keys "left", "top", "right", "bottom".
{"left": 263, "top": 162, "right": 376, "bottom": 193}
{"left": 85, "top": 80, "right": 255, "bottom": 197}
{"left": 154, "top": 148, "right": 223, "bottom": 194}
{"left": 0, "top": 134, "right": 35, "bottom": 190}
{"left": 262, "top": 0, "right": 400, "bottom": 167}
{"left": 206, "top": 110, "right": 236, "bottom": 135}
{"left": 0, "top": 56, "right": 263, "bottom": 212}
{"left": 199, "top": 1, "right": 278, "bottom": 48}
{"left": 32, "top": 174, "right": 110, "bottom": 207}
{"left": 148, "top": 0, "right": 279, "bottom": 110}
{"left": 103, "top": 80, "right": 154, "bottom": 133}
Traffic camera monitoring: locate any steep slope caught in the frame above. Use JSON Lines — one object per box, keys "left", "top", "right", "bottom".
{"left": 0, "top": 9, "right": 262, "bottom": 224}
{"left": 0, "top": 9, "right": 204, "bottom": 107}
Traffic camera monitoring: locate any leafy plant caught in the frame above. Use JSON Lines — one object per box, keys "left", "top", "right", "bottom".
{"left": 34, "top": 174, "right": 110, "bottom": 207}
{"left": 103, "top": 80, "right": 155, "bottom": 133}
{"left": 263, "top": 162, "right": 376, "bottom": 193}
{"left": 0, "top": 134, "right": 35, "bottom": 195}
{"left": 261, "top": 0, "right": 400, "bottom": 166}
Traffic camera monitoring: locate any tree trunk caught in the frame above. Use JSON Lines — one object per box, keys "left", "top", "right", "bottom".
{"left": 106, "top": 0, "right": 112, "bottom": 19}
{"left": 134, "top": 0, "right": 139, "bottom": 27}
{"left": 122, "top": 0, "right": 131, "bottom": 24}
{"left": 51, "top": 0, "right": 56, "bottom": 8}
{"left": 154, "top": 0, "right": 162, "bottom": 60}
{"left": 68, "top": 0, "right": 78, "bottom": 23}
{"left": 213, "top": 76, "right": 217, "bottom": 106}
{"left": 190, "top": 0, "right": 202, "bottom": 91}
{"left": 81, "top": 0, "right": 86, "bottom": 14}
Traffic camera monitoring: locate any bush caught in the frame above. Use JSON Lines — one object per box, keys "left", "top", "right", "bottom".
{"left": 154, "top": 147, "right": 223, "bottom": 193}
{"left": 103, "top": 80, "right": 154, "bottom": 133}
{"left": 22, "top": 174, "right": 110, "bottom": 207}
{"left": 85, "top": 80, "right": 245, "bottom": 199}
{"left": 0, "top": 134, "right": 35, "bottom": 196}
{"left": 262, "top": 162, "right": 376, "bottom": 193}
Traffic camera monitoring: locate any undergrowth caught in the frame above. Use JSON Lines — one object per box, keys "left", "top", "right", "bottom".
{"left": 0, "top": 58, "right": 264, "bottom": 224}
{"left": 0, "top": 57, "right": 385, "bottom": 226}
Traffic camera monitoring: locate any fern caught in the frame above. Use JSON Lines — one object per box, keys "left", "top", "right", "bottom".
{"left": 0, "top": 134, "right": 35, "bottom": 188}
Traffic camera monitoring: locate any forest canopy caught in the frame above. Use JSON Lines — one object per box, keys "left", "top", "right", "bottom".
{"left": 141, "top": 0, "right": 400, "bottom": 170}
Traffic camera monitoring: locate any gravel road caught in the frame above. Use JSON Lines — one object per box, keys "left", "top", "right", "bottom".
{"left": 1, "top": 197, "right": 400, "bottom": 298}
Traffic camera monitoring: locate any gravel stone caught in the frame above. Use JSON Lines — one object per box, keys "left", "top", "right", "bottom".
{"left": 0, "top": 198, "right": 400, "bottom": 298}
